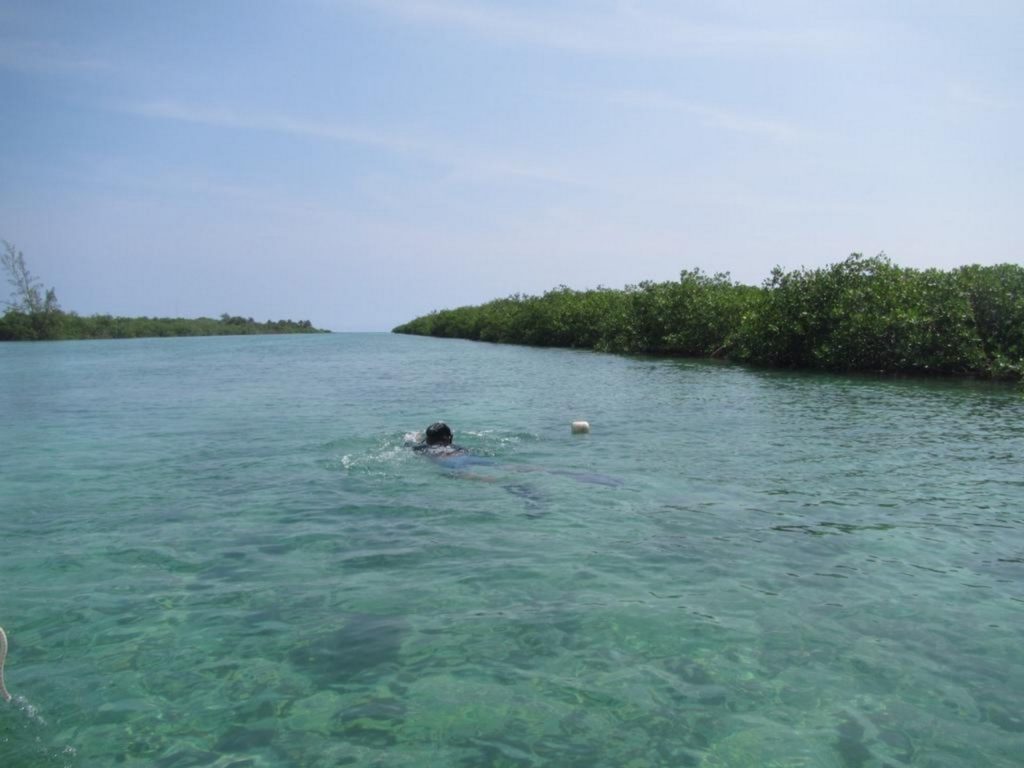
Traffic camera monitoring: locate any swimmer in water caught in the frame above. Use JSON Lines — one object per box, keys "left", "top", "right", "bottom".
{"left": 411, "top": 422, "right": 621, "bottom": 487}
{"left": 412, "top": 422, "right": 466, "bottom": 457}
{"left": 411, "top": 422, "right": 496, "bottom": 473}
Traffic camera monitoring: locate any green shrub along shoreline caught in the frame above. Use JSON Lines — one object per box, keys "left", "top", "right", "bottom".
{"left": 393, "top": 254, "right": 1024, "bottom": 381}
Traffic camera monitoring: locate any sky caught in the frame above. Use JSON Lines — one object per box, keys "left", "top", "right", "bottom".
{"left": 0, "top": 1, "right": 1021, "bottom": 331}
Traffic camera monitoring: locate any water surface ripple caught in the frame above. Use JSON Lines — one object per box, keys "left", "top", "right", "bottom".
{"left": 1, "top": 334, "right": 1022, "bottom": 767}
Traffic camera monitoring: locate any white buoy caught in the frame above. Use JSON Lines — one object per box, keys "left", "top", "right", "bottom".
{"left": 571, "top": 420, "right": 590, "bottom": 434}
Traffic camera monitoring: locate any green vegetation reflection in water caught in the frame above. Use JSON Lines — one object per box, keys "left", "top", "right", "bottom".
{"left": 394, "top": 254, "right": 1024, "bottom": 381}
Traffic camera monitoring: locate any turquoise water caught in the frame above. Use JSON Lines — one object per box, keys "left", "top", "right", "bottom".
{"left": 1, "top": 333, "right": 1022, "bottom": 767}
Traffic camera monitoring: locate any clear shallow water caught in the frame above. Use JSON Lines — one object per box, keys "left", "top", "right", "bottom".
{"left": 1, "top": 333, "right": 1022, "bottom": 767}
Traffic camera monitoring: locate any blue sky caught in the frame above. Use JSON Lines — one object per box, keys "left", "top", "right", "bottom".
{"left": 1, "top": 0, "right": 1020, "bottom": 331}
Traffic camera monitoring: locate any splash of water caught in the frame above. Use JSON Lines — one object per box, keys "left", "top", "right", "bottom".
{"left": 0, "top": 625, "right": 11, "bottom": 702}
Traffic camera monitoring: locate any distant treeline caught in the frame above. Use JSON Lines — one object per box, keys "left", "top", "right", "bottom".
{"left": 393, "top": 255, "right": 1024, "bottom": 381}
{"left": 1, "top": 240, "right": 327, "bottom": 341}
{"left": 0, "top": 312, "right": 327, "bottom": 341}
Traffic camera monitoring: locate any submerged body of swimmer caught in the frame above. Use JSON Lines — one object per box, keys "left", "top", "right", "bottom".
{"left": 411, "top": 422, "right": 622, "bottom": 488}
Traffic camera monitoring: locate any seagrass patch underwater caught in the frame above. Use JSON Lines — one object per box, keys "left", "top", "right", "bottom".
{"left": 1, "top": 333, "right": 1022, "bottom": 767}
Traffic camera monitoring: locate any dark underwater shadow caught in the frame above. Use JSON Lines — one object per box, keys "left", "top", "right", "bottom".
{"left": 287, "top": 613, "right": 408, "bottom": 687}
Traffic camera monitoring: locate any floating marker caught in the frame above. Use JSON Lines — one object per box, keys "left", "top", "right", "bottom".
{"left": 571, "top": 421, "right": 590, "bottom": 434}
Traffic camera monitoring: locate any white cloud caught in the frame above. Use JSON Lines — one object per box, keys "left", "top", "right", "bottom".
{"left": 346, "top": 0, "right": 847, "bottom": 57}
{"left": 132, "top": 100, "right": 420, "bottom": 153}
{"left": 604, "top": 89, "right": 818, "bottom": 144}
{"left": 948, "top": 82, "right": 1018, "bottom": 112}
{"left": 0, "top": 38, "right": 108, "bottom": 74}
{"left": 132, "top": 98, "right": 589, "bottom": 195}
{"left": 129, "top": 99, "right": 584, "bottom": 188}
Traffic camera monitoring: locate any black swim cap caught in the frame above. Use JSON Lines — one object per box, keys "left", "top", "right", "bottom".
{"left": 425, "top": 422, "right": 453, "bottom": 445}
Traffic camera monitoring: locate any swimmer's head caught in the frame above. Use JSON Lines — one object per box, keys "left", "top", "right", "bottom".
{"left": 425, "top": 422, "right": 453, "bottom": 446}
